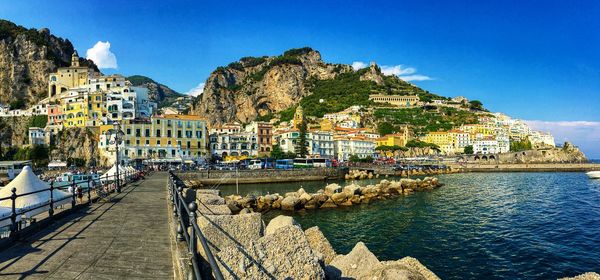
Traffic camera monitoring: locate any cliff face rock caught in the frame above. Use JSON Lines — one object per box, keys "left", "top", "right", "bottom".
{"left": 191, "top": 47, "right": 352, "bottom": 125}
{"left": 0, "top": 20, "right": 98, "bottom": 106}
{"left": 127, "top": 75, "right": 182, "bottom": 107}
{"left": 468, "top": 142, "right": 588, "bottom": 164}
{"left": 50, "top": 128, "right": 99, "bottom": 166}
{"left": 0, "top": 116, "right": 32, "bottom": 147}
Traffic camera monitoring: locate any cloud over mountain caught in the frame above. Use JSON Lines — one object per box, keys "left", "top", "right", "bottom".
{"left": 86, "top": 41, "right": 118, "bottom": 69}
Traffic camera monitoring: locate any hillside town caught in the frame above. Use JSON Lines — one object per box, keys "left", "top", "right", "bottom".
{"left": 0, "top": 51, "right": 559, "bottom": 169}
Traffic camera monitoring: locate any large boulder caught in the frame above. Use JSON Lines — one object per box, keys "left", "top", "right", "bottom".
{"left": 281, "top": 196, "right": 301, "bottom": 211}
{"left": 331, "top": 192, "right": 349, "bottom": 205}
{"left": 265, "top": 215, "right": 300, "bottom": 236}
{"left": 343, "top": 184, "right": 361, "bottom": 196}
{"left": 324, "top": 183, "right": 342, "bottom": 196}
{"left": 328, "top": 242, "right": 380, "bottom": 279}
{"left": 216, "top": 225, "right": 325, "bottom": 280}
{"left": 560, "top": 272, "right": 600, "bottom": 280}
{"left": 197, "top": 193, "right": 225, "bottom": 205}
{"left": 197, "top": 213, "right": 264, "bottom": 254}
{"left": 305, "top": 226, "right": 336, "bottom": 264}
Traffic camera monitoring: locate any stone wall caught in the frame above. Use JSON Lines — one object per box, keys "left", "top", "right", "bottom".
{"left": 176, "top": 168, "right": 345, "bottom": 186}
{"left": 459, "top": 142, "right": 587, "bottom": 164}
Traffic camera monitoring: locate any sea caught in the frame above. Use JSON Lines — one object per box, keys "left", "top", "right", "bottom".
{"left": 217, "top": 172, "right": 600, "bottom": 279}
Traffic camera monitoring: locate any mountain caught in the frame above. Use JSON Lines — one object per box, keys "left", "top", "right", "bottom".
{"left": 191, "top": 47, "right": 447, "bottom": 125}
{"left": 0, "top": 19, "right": 98, "bottom": 107}
{"left": 127, "top": 75, "right": 183, "bottom": 107}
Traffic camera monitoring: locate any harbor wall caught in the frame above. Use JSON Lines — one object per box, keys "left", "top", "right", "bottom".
{"left": 175, "top": 168, "right": 346, "bottom": 186}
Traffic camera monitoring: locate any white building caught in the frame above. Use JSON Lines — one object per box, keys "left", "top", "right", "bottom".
{"left": 307, "top": 131, "right": 335, "bottom": 158}
{"left": 28, "top": 127, "right": 46, "bottom": 146}
{"left": 334, "top": 136, "right": 376, "bottom": 161}
{"left": 473, "top": 138, "right": 499, "bottom": 155}
{"left": 529, "top": 131, "right": 556, "bottom": 148}
{"left": 209, "top": 132, "right": 258, "bottom": 158}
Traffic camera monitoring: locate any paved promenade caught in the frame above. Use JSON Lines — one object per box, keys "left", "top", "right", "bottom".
{"left": 0, "top": 173, "right": 174, "bottom": 280}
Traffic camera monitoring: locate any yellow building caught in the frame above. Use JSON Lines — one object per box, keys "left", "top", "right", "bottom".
{"left": 99, "top": 115, "right": 209, "bottom": 165}
{"left": 320, "top": 118, "right": 334, "bottom": 131}
{"left": 87, "top": 91, "right": 106, "bottom": 126}
{"left": 61, "top": 91, "right": 89, "bottom": 128}
{"left": 369, "top": 94, "right": 420, "bottom": 107}
{"left": 376, "top": 134, "right": 408, "bottom": 147}
{"left": 292, "top": 105, "right": 304, "bottom": 129}
{"left": 48, "top": 51, "right": 98, "bottom": 100}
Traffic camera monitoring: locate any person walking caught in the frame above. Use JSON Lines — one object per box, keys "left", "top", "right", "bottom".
{"left": 76, "top": 185, "right": 83, "bottom": 204}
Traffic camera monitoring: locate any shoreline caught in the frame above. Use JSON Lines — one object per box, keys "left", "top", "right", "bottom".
{"left": 456, "top": 163, "right": 600, "bottom": 172}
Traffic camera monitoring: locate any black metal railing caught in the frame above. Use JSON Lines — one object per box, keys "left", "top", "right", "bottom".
{"left": 168, "top": 171, "right": 224, "bottom": 280}
{"left": 0, "top": 170, "right": 141, "bottom": 239}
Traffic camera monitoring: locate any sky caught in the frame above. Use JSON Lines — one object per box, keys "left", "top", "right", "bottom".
{"left": 1, "top": 0, "right": 599, "bottom": 157}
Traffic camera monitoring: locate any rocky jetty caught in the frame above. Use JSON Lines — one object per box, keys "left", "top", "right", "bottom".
{"left": 194, "top": 189, "right": 439, "bottom": 280}
{"left": 560, "top": 273, "right": 600, "bottom": 280}
{"left": 223, "top": 177, "right": 441, "bottom": 213}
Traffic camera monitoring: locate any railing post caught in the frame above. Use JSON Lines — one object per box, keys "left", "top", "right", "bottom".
{"left": 71, "top": 181, "right": 76, "bottom": 208}
{"left": 188, "top": 202, "right": 198, "bottom": 255}
{"left": 87, "top": 178, "right": 92, "bottom": 205}
{"left": 49, "top": 181, "right": 54, "bottom": 217}
{"left": 10, "top": 187, "right": 17, "bottom": 235}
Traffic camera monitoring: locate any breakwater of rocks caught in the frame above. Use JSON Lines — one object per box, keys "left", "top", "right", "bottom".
{"left": 188, "top": 186, "right": 440, "bottom": 280}
{"left": 224, "top": 177, "right": 441, "bottom": 213}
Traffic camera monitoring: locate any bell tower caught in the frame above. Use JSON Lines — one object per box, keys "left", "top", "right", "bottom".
{"left": 71, "top": 50, "right": 80, "bottom": 67}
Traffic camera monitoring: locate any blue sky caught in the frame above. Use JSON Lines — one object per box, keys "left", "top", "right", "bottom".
{"left": 1, "top": 0, "right": 599, "bottom": 157}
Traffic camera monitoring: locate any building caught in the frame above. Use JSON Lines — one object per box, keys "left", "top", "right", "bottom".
{"left": 307, "top": 131, "right": 335, "bottom": 158}
{"left": 211, "top": 123, "right": 242, "bottom": 135}
{"left": 47, "top": 104, "right": 63, "bottom": 126}
{"left": 447, "top": 130, "right": 470, "bottom": 153}
{"left": 273, "top": 129, "right": 300, "bottom": 155}
{"left": 422, "top": 132, "right": 454, "bottom": 155}
{"left": 334, "top": 136, "right": 376, "bottom": 161}
{"left": 98, "top": 114, "right": 209, "bottom": 165}
{"left": 473, "top": 137, "right": 500, "bottom": 155}
{"left": 292, "top": 105, "right": 304, "bottom": 129}
{"left": 245, "top": 121, "right": 273, "bottom": 156}
{"left": 48, "top": 51, "right": 98, "bottom": 100}
{"left": 369, "top": 94, "right": 419, "bottom": 107}
{"left": 209, "top": 131, "right": 258, "bottom": 159}
{"left": 28, "top": 127, "right": 46, "bottom": 146}
{"left": 529, "top": 131, "right": 555, "bottom": 148}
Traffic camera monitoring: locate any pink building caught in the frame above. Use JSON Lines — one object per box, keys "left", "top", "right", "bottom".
{"left": 47, "top": 104, "right": 63, "bottom": 126}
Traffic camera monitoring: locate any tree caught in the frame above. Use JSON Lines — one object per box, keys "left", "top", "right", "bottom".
{"left": 270, "top": 144, "right": 284, "bottom": 159}
{"left": 469, "top": 100, "right": 484, "bottom": 110}
{"left": 377, "top": 122, "right": 396, "bottom": 136}
{"left": 510, "top": 139, "right": 532, "bottom": 152}
{"left": 297, "top": 120, "right": 309, "bottom": 157}
{"left": 9, "top": 99, "right": 25, "bottom": 110}
{"left": 464, "top": 145, "right": 474, "bottom": 154}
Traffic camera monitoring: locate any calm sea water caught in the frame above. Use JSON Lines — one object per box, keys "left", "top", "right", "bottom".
{"left": 217, "top": 173, "right": 600, "bottom": 279}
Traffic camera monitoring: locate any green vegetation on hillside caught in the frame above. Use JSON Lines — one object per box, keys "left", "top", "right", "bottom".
{"left": 28, "top": 115, "right": 47, "bottom": 128}
{"left": 510, "top": 139, "right": 532, "bottom": 152}
{"left": 300, "top": 69, "right": 377, "bottom": 117}
{"left": 374, "top": 107, "right": 481, "bottom": 135}
{"left": 127, "top": 75, "right": 156, "bottom": 86}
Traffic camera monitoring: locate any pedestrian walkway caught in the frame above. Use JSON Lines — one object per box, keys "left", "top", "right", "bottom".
{"left": 0, "top": 172, "right": 174, "bottom": 280}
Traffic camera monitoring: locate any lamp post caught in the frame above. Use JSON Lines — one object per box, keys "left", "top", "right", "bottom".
{"left": 106, "top": 122, "right": 125, "bottom": 193}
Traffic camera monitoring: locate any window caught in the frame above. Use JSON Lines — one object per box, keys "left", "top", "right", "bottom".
{"left": 167, "top": 120, "right": 172, "bottom": 127}
{"left": 196, "top": 131, "right": 202, "bottom": 138}
{"left": 172, "top": 150, "right": 176, "bottom": 156}
{"left": 156, "top": 119, "right": 161, "bottom": 125}
{"left": 136, "top": 140, "right": 140, "bottom": 145}
{"left": 177, "top": 140, "right": 181, "bottom": 147}
{"left": 157, "top": 140, "right": 161, "bottom": 145}
{"left": 177, "top": 121, "right": 182, "bottom": 128}
{"left": 126, "top": 140, "right": 130, "bottom": 145}
{"left": 167, "top": 130, "right": 172, "bottom": 137}
{"left": 197, "top": 141, "right": 201, "bottom": 148}
{"left": 187, "top": 141, "right": 191, "bottom": 149}
{"left": 177, "top": 131, "right": 182, "bottom": 138}
{"left": 146, "top": 140, "right": 150, "bottom": 145}
{"left": 126, "top": 128, "right": 131, "bottom": 135}
{"left": 145, "top": 129, "right": 150, "bottom": 137}
{"left": 168, "top": 140, "right": 172, "bottom": 145}
{"left": 156, "top": 129, "right": 161, "bottom": 137}
{"left": 135, "top": 129, "right": 141, "bottom": 137}
{"left": 186, "top": 131, "right": 192, "bottom": 138}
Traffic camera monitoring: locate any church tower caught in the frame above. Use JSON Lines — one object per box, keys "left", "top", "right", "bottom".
{"left": 71, "top": 50, "right": 80, "bottom": 67}
{"left": 292, "top": 105, "right": 304, "bottom": 129}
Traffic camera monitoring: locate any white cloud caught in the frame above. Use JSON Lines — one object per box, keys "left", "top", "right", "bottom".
{"left": 185, "top": 82, "right": 205, "bottom": 97}
{"left": 352, "top": 61, "right": 368, "bottom": 70}
{"left": 353, "top": 61, "right": 432, "bottom": 82}
{"left": 524, "top": 120, "right": 600, "bottom": 158}
{"left": 86, "top": 41, "right": 118, "bottom": 69}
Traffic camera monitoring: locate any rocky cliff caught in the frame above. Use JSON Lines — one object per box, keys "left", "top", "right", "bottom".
{"left": 0, "top": 116, "right": 34, "bottom": 147}
{"left": 127, "top": 75, "right": 183, "bottom": 107}
{"left": 191, "top": 47, "right": 354, "bottom": 125}
{"left": 0, "top": 20, "right": 98, "bottom": 106}
{"left": 50, "top": 127, "right": 99, "bottom": 166}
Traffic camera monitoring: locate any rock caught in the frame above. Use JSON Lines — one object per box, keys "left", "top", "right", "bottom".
{"left": 325, "top": 183, "right": 342, "bottom": 196}
{"left": 281, "top": 196, "right": 301, "bottom": 211}
{"left": 328, "top": 242, "right": 379, "bottom": 279}
{"left": 305, "top": 226, "right": 336, "bottom": 264}
{"left": 197, "top": 213, "right": 264, "bottom": 255}
{"left": 320, "top": 198, "right": 338, "bottom": 208}
{"left": 239, "top": 208, "right": 252, "bottom": 214}
{"left": 265, "top": 215, "right": 300, "bottom": 235}
{"left": 216, "top": 225, "right": 325, "bottom": 280}
{"left": 299, "top": 192, "right": 312, "bottom": 203}
{"left": 360, "top": 260, "right": 430, "bottom": 280}
{"left": 198, "top": 202, "right": 233, "bottom": 215}
{"left": 196, "top": 189, "right": 221, "bottom": 196}
{"left": 560, "top": 272, "right": 600, "bottom": 280}
{"left": 197, "top": 193, "right": 225, "bottom": 205}
{"left": 331, "top": 192, "right": 348, "bottom": 204}
{"left": 297, "top": 187, "right": 307, "bottom": 196}
{"left": 394, "top": 257, "right": 440, "bottom": 280}
{"left": 343, "top": 184, "right": 361, "bottom": 196}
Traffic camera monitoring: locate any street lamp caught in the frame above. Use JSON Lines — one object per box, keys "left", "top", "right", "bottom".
{"left": 105, "top": 122, "right": 125, "bottom": 193}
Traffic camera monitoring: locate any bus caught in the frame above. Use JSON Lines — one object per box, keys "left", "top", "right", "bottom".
{"left": 312, "top": 158, "right": 332, "bottom": 168}
{"left": 275, "top": 159, "right": 294, "bottom": 170}
{"left": 293, "top": 158, "right": 314, "bottom": 168}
